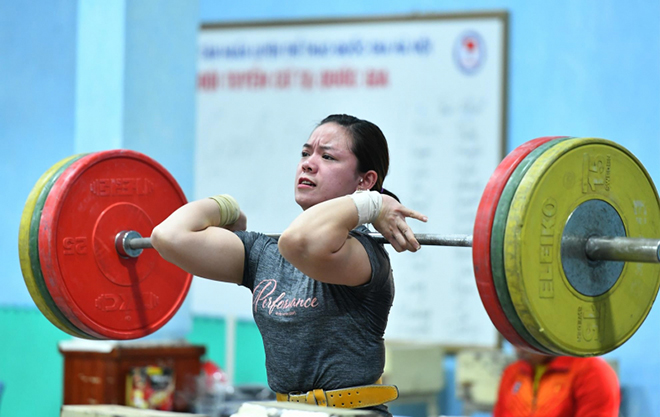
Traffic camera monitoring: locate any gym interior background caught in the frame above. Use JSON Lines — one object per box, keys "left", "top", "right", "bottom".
{"left": 1, "top": 1, "right": 659, "bottom": 416}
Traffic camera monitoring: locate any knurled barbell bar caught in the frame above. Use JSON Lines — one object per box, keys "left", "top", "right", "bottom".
{"left": 18, "top": 137, "right": 660, "bottom": 356}
{"left": 115, "top": 230, "right": 660, "bottom": 263}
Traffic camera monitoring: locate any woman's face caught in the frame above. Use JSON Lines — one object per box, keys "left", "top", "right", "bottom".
{"left": 295, "top": 122, "right": 362, "bottom": 210}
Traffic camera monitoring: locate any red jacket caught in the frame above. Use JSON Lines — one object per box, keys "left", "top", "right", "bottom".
{"left": 493, "top": 356, "right": 620, "bottom": 417}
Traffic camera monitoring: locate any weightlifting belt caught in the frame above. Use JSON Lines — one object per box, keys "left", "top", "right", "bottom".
{"left": 276, "top": 384, "right": 399, "bottom": 409}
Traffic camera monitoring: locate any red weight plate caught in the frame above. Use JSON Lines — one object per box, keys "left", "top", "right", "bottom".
{"left": 473, "top": 136, "right": 567, "bottom": 353}
{"left": 38, "top": 150, "right": 191, "bottom": 340}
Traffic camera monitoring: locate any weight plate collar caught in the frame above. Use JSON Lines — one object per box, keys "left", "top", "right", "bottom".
{"left": 561, "top": 199, "right": 625, "bottom": 296}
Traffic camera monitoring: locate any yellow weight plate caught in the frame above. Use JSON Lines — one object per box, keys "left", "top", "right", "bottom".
{"left": 18, "top": 154, "right": 93, "bottom": 339}
{"left": 504, "top": 138, "right": 660, "bottom": 356}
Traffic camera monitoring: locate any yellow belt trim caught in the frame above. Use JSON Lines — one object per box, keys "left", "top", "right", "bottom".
{"left": 276, "top": 383, "right": 399, "bottom": 409}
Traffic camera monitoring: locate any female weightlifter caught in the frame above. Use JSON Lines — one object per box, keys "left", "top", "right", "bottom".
{"left": 151, "top": 114, "right": 427, "bottom": 416}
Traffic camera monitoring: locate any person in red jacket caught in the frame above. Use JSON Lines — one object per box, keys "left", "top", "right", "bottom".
{"left": 493, "top": 348, "right": 620, "bottom": 417}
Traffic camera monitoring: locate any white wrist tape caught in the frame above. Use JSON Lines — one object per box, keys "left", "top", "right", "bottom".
{"left": 349, "top": 190, "right": 383, "bottom": 226}
{"left": 208, "top": 194, "right": 241, "bottom": 226}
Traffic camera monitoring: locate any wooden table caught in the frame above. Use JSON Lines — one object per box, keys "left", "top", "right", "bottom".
{"left": 59, "top": 342, "right": 206, "bottom": 412}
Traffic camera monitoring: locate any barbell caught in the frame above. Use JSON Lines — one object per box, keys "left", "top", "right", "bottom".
{"left": 18, "top": 136, "right": 660, "bottom": 357}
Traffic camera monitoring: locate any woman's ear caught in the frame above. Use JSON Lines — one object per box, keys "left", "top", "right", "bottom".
{"left": 361, "top": 170, "right": 378, "bottom": 190}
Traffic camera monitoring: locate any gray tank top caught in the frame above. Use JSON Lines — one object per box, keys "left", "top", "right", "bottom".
{"left": 236, "top": 227, "right": 394, "bottom": 414}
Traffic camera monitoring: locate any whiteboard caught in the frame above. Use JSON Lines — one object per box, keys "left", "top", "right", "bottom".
{"left": 193, "top": 13, "right": 507, "bottom": 348}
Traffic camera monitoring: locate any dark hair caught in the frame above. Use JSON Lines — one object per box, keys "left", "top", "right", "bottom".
{"left": 318, "top": 114, "right": 399, "bottom": 202}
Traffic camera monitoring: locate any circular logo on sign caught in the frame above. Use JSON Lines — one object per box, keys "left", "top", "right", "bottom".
{"left": 453, "top": 31, "right": 486, "bottom": 75}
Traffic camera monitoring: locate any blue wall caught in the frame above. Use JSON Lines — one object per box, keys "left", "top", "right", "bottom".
{"left": 1, "top": 1, "right": 78, "bottom": 305}
{"left": 0, "top": 1, "right": 199, "bottom": 413}
{"left": 1, "top": 0, "right": 659, "bottom": 416}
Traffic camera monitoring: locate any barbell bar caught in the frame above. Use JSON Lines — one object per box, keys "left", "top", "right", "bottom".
{"left": 117, "top": 230, "right": 660, "bottom": 263}
{"left": 18, "top": 137, "right": 660, "bottom": 355}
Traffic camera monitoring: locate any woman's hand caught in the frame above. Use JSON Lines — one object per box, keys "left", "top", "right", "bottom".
{"left": 372, "top": 195, "right": 428, "bottom": 252}
{"left": 224, "top": 210, "right": 247, "bottom": 232}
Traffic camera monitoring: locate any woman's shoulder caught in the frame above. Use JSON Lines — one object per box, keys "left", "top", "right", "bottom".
{"left": 235, "top": 230, "right": 279, "bottom": 253}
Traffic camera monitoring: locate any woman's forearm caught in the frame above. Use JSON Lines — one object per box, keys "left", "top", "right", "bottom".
{"left": 279, "top": 196, "right": 358, "bottom": 265}
{"left": 152, "top": 199, "right": 221, "bottom": 246}
{"left": 151, "top": 198, "right": 244, "bottom": 283}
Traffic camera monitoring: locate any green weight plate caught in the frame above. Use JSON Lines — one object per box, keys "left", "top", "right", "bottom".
{"left": 491, "top": 137, "right": 574, "bottom": 355}
{"left": 504, "top": 138, "right": 660, "bottom": 356}
{"left": 20, "top": 153, "right": 93, "bottom": 339}
{"left": 474, "top": 136, "right": 567, "bottom": 355}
